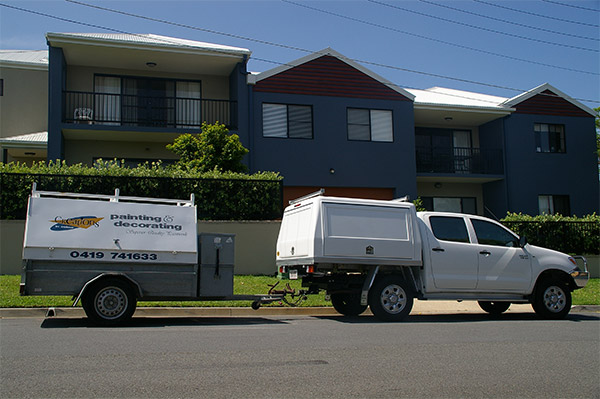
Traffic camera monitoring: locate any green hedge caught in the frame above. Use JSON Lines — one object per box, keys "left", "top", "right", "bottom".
{"left": 0, "top": 160, "right": 283, "bottom": 221}
{"left": 501, "top": 213, "right": 599, "bottom": 255}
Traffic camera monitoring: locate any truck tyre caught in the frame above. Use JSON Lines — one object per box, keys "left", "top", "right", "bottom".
{"left": 532, "top": 279, "right": 571, "bottom": 320}
{"left": 330, "top": 293, "right": 367, "bottom": 316}
{"left": 368, "top": 276, "right": 413, "bottom": 322}
{"left": 478, "top": 301, "right": 511, "bottom": 315}
{"left": 82, "top": 278, "right": 137, "bottom": 326}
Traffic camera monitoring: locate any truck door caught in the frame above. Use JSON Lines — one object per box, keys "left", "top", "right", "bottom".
{"left": 427, "top": 216, "right": 478, "bottom": 290}
{"left": 470, "top": 219, "right": 532, "bottom": 292}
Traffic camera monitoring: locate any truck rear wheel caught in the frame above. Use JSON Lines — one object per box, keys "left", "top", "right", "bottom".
{"left": 532, "top": 279, "right": 571, "bottom": 320}
{"left": 478, "top": 301, "right": 511, "bottom": 315}
{"left": 331, "top": 293, "right": 367, "bottom": 316}
{"left": 82, "top": 278, "right": 137, "bottom": 326}
{"left": 368, "top": 276, "right": 413, "bottom": 322}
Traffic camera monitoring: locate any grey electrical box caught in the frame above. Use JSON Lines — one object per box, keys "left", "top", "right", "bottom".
{"left": 198, "top": 233, "right": 235, "bottom": 297}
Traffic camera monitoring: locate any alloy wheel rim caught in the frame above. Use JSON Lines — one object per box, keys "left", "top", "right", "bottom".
{"left": 542, "top": 285, "right": 566, "bottom": 313}
{"left": 380, "top": 284, "right": 407, "bottom": 314}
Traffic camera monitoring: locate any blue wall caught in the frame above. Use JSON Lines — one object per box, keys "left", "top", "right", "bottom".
{"left": 249, "top": 92, "right": 417, "bottom": 198}
{"left": 502, "top": 113, "right": 599, "bottom": 216}
{"left": 479, "top": 118, "right": 508, "bottom": 218}
{"left": 47, "top": 46, "right": 65, "bottom": 162}
{"left": 228, "top": 61, "right": 251, "bottom": 169}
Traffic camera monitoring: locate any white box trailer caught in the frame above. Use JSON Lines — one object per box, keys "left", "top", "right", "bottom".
{"left": 20, "top": 186, "right": 282, "bottom": 325}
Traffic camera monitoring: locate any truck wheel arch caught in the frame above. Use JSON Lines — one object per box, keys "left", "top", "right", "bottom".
{"left": 74, "top": 273, "right": 142, "bottom": 306}
{"left": 533, "top": 269, "right": 576, "bottom": 294}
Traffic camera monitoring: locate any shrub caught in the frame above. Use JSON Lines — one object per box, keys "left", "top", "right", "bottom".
{"left": 0, "top": 160, "right": 282, "bottom": 220}
{"left": 501, "top": 213, "right": 599, "bottom": 255}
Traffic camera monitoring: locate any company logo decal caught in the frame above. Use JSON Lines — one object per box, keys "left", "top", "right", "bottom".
{"left": 50, "top": 216, "right": 104, "bottom": 231}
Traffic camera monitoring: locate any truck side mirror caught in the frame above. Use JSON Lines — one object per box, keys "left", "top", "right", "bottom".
{"left": 519, "top": 236, "right": 528, "bottom": 248}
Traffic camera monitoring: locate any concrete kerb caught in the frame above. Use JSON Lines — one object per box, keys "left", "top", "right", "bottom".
{"left": 1, "top": 302, "right": 598, "bottom": 319}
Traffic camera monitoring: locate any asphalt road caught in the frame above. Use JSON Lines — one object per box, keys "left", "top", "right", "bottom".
{"left": 1, "top": 312, "right": 599, "bottom": 399}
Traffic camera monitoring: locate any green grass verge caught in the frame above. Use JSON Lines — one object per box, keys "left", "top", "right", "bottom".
{"left": 0, "top": 275, "right": 328, "bottom": 308}
{"left": 1, "top": 275, "right": 598, "bottom": 308}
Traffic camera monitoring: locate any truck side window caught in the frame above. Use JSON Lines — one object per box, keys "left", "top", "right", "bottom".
{"left": 472, "top": 219, "right": 519, "bottom": 247}
{"left": 429, "top": 216, "right": 470, "bottom": 243}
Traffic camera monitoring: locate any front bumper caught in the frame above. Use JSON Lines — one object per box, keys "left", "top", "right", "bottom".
{"left": 570, "top": 256, "right": 590, "bottom": 289}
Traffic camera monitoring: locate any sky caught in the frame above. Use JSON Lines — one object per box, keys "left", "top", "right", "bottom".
{"left": 0, "top": 0, "right": 598, "bottom": 110}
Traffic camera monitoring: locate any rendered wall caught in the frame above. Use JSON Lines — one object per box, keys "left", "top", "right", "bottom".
{"left": 0, "top": 220, "right": 280, "bottom": 276}
{"left": 417, "top": 182, "right": 484, "bottom": 215}
{"left": 0, "top": 67, "right": 48, "bottom": 138}
{"left": 2, "top": 220, "right": 598, "bottom": 277}
{"left": 64, "top": 139, "right": 178, "bottom": 165}
{"left": 65, "top": 65, "right": 230, "bottom": 99}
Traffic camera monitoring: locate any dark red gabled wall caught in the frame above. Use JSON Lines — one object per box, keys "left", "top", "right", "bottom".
{"left": 513, "top": 90, "right": 591, "bottom": 117}
{"left": 254, "top": 55, "right": 411, "bottom": 101}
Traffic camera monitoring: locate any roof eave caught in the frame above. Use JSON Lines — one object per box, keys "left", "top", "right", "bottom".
{"left": 45, "top": 33, "right": 251, "bottom": 60}
{"left": 0, "top": 60, "right": 48, "bottom": 71}
{"left": 414, "top": 103, "right": 515, "bottom": 114}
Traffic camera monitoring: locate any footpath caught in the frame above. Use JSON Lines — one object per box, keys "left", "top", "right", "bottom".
{"left": 1, "top": 301, "right": 598, "bottom": 319}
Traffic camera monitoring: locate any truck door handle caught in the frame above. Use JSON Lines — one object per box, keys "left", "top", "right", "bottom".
{"left": 432, "top": 248, "right": 445, "bottom": 252}
{"left": 479, "top": 250, "right": 491, "bottom": 256}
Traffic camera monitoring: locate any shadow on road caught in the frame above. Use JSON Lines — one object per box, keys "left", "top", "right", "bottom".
{"left": 40, "top": 316, "right": 290, "bottom": 329}
{"left": 316, "top": 312, "right": 600, "bottom": 324}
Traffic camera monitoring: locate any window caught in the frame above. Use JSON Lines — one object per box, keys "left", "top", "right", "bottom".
{"left": 262, "top": 103, "right": 312, "bottom": 139}
{"left": 429, "top": 216, "right": 470, "bottom": 243}
{"left": 0, "top": 79, "right": 3, "bottom": 96}
{"left": 534, "top": 123, "right": 565, "bottom": 153}
{"left": 93, "top": 75, "right": 202, "bottom": 128}
{"left": 472, "top": 219, "right": 519, "bottom": 247}
{"left": 421, "top": 197, "right": 477, "bottom": 215}
{"left": 538, "top": 195, "right": 570, "bottom": 215}
{"left": 347, "top": 108, "right": 393, "bottom": 142}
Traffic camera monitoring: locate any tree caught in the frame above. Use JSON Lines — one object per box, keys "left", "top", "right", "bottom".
{"left": 166, "top": 122, "right": 249, "bottom": 172}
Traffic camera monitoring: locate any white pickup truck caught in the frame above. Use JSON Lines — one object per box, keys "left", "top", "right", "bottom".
{"left": 276, "top": 191, "right": 589, "bottom": 321}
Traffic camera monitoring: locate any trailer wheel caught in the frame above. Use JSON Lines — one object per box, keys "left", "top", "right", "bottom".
{"left": 532, "top": 279, "right": 571, "bottom": 320}
{"left": 82, "top": 278, "right": 137, "bottom": 326}
{"left": 478, "top": 301, "right": 511, "bottom": 315}
{"left": 368, "top": 276, "right": 413, "bottom": 322}
{"left": 330, "top": 293, "right": 367, "bottom": 316}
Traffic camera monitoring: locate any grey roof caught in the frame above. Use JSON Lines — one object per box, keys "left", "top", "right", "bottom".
{"left": 46, "top": 33, "right": 251, "bottom": 57}
{"left": 0, "top": 50, "right": 48, "bottom": 69}
{"left": 0, "top": 132, "right": 48, "bottom": 148}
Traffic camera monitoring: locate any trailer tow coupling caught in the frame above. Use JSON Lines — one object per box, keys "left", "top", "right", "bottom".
{"left": 251, "top": 282, "right": 308, "bottom": 309}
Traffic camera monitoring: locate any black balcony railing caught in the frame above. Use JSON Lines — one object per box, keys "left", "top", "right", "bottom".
{"left": 416, "top": 146, "right": 504, "bottom": 175}
{"left": 64, "top": 91, "right": 238, "bottom": 130}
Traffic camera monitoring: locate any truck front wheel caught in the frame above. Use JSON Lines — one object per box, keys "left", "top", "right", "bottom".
{"left": 532, "top": 279, "right": 571, "bottom": 320}
{"left": 82, "top": 278, "right": 137, "bottom": 326}
{"left": 368, "top": 276, "right": 413, "bottom": 322}
{"left": 330, "top": 293, "right": 367, "bottom": 316}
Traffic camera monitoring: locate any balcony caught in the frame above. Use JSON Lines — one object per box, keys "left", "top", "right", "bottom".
{"left": 64, "top": 91, "right": 238, "bottom": 130}
{"left": 416, "top": 146, "right": 504, "bottom": 175}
